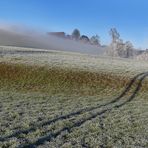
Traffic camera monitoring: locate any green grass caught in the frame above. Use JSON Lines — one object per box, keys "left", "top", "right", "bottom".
{"left": 0, "top": 47, "right": 148, "bottom": 147}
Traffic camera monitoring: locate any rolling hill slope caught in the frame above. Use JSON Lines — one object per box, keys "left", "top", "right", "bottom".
{"left": 0, "top": 46, "right": 148, "bottom": 147}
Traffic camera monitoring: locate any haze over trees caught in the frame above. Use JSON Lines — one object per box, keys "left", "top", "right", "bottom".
{"left": 71, "top": 29, "right": 101, "bottom": 46}
{"left": 80, "top": 35, "right": 90, "bottom": 43}
{"left": 72, "top": 29, "right": 80, "bottom": 40}
{"left": 90, "top": 35, "right": 100, "bottom": 46}
{"left": 47, "top": 27, "right": 147, "bottom": 59}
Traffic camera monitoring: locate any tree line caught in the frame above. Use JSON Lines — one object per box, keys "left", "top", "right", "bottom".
{"left": 107, "top": 28, "right": 134, "bottom": 58}
{"left": 71, "top": 28, "right": 134, "bottom": 58}
{"left": 71, "top": 29, "right": 100, "bottom": 46}
{"left": 49, "top": 28, "right": 137, "bottom": 58}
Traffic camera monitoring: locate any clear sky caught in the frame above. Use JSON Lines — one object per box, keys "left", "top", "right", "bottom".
{"left": 0, "top": 0, "right": 148, "bottom": 48}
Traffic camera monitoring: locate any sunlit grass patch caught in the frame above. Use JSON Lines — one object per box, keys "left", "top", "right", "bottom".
{"left": 0, "top": 47, "right": 148, "bottom": 147}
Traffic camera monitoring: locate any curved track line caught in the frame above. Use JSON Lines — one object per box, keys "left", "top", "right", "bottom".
{"left": 99, "top": 72, "right": 148, "bottom": 147}
{"left": 20, "top": 72, "right": 148, "bottom": 147}
{"left": 0, "top": 72, "right": 146, "bottom": 142}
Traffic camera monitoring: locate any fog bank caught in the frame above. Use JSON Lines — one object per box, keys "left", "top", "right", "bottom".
{"left": 0, "top": 25, "right": 104, "bottom": 55}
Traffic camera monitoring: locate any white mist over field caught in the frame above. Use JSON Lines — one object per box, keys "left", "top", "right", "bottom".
{"left": 0, "top": 24, "right": 104, "bottom": 55}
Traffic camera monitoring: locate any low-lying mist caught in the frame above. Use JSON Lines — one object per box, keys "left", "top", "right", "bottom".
{"left": 0, "top": 24, "right": 104, "bottom": 55}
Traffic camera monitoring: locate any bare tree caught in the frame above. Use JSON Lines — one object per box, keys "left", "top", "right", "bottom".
{"left": 107, "top": 28, "right": 134, "bottom": 58}
{"left": 109, "top": 28, "right": 120, "bottom": 43}
{"left": 124, "top": 41, "right": 133, "bottom": 57}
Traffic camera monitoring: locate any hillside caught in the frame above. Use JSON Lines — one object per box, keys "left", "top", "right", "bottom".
{"left": 0, "top": 46, "right": 148, "bottom": 147}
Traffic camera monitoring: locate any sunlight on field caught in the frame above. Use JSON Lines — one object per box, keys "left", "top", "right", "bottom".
{"left": 0, "top": 46, "right": 148, "bottom": 147}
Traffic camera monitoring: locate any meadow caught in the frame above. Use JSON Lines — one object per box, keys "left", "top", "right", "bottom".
{"left": 0, "top": 46, "right": 148, "bottom": 148}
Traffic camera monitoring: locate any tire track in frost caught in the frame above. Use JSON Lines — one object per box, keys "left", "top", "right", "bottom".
{"left": 99, "top": 72, "right": 148, "bottom": 147}
{"left": 19, "top": 72, "right": 148, "bottom": 147}
{"left": 0, "top": 72, "right": 146, "bottom": 142}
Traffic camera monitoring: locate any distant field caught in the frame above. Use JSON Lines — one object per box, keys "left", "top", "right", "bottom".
{"left": 0, "top": 46, "right": 148, "bottom": 147}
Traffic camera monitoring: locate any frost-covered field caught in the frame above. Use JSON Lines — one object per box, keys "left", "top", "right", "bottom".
{"left": 0, "top": 46, "right": 148, "bottom": 77}
{"left": 0, "top": 46, "right": 148, "bottom": 147}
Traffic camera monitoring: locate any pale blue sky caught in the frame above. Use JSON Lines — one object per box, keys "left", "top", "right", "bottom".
{"left": 0, "top": 0, "right": 148, "bottom": 48}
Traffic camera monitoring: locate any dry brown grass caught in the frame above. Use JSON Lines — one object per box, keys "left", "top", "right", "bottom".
{"left": 1, "top": 62, "right": 147, "bottom": 95}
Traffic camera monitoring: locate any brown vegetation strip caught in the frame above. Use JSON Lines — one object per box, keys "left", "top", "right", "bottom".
{"left": 0, "top": 63, "right": 131, "bottom": 94}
